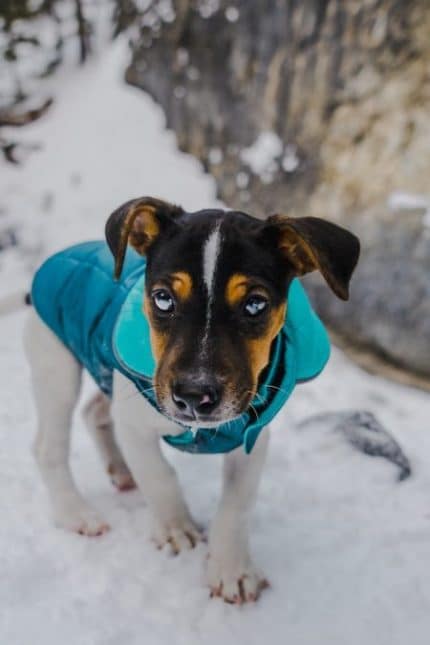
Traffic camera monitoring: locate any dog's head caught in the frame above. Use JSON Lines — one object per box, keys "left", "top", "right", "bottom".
{"left": 106, "top": 197, "right": 360, "bottom": 428}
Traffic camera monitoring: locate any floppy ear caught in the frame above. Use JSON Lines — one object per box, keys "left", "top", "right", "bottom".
{"left": 267, "top": 215, "right": 360, "bottom": 300}
{"left": 105, "top": 197, "right": 184, "bottom": 279}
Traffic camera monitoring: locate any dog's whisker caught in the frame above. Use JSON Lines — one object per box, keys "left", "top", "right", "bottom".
{"left": 143, "top": 385, "right": 160, "bottom": 394}
{"left": 142, "top": 385, "right": 163, "bottom": 400}
{"left": 116, "top": 389, "right": 144, "bottom": 403}
{"left": 210, "top": 422, "right": 223, "bottom": 441}
{"left": 246, "top": 390, "right": 266, "bottom": 406}
{"left": 115, "top": 380, "right": 143, "bottom": 401}
{"left": 248, "top": 402, "right": 261, "bottom": 424}
{"left": 254, "top": 392, "right": 266, "bottom": 405}
{"left": 263, "top": 384, "right": 289, "bottom": 395}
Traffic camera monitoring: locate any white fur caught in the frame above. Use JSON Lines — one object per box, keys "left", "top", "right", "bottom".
{"left": 24, "top": 311, "right": 109, "bottom": 536}
{"left": 203, "top": 222, "right": 221, "bottom": 297}
{"left": 82, "top": 392, "right": 136, "bottom": 491}
{"left": 207, "top": 429, "right": 269, "bottom": 601}
{"left": 24, "top": 309, "right": 269, "bottom": 601}
{"left": 202, "top": 222, "right": 222, "bottom": 350}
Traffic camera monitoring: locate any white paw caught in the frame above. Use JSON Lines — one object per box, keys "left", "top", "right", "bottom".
{"left": 152, "top": 517, "right": 205, "bottom": 555}
{"left": 207, "top": 554, "right": 269, "bottom": 604}
{"left": 54, "top": 501, "right": 110, "bottom": 537}
{"left": 107, "top": 461, "right": 137, "bottom": 492}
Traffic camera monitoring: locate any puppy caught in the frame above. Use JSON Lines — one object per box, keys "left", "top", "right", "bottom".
{"left": 23, "top": 197, "right": 360, "bottom": 603}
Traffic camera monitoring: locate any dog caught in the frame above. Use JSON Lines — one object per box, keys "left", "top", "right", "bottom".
{"left": 21, "top": 197, "right": 360, "bottom": 603}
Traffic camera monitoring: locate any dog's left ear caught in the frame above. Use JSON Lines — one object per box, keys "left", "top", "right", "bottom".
{"left": 267, "top": 215, "right": 360, "bottom": 300}
{"left": 105, "top": 197, "right": 184, "bottom": 279}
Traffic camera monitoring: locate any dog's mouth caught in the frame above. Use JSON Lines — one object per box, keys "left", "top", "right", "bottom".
{"left": 159, "top": 405, "right": 242, "bottom": 429}
{"left": 167, "top": 410, "right": 240, "bottom": 428}
{"left": 157, "top": 387, "right": 254, "bottom": 429}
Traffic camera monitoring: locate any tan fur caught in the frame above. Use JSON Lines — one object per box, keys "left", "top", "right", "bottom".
{"left": 246, "top": 303, "right": 286, "bottom": 388}
{"left": 114, "top": 204, "right": 159, "bottom": 279}
{"left": 225, "top": 273, "right": 250, "bottom": 307}
{"left": 171, "top": 271, "right": 193, "bottom": 302}
{"left": 143, "top": 296, "right": 167, "bottom": 363}
{"left": 126, "top": 204, "right": 159, "bottom": 255}
{"left": 277, "top": 226, "right": 319, "bottom": 276}
{"left": 143, "top": 295, "right": 184, "bottom": 409}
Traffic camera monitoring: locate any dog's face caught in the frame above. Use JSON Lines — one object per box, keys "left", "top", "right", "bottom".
{"left": 106, "top": 197, "right": 360, "bottom": 427}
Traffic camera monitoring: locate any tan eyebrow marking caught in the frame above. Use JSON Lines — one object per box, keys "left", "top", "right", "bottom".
{"left": 225, "top": 273, "right": 253, "bottom": 306}
{"left": 170, "top": 271, "right": 193, "bottom": 301}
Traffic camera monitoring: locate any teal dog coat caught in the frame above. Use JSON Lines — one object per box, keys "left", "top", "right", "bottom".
{"left": 31, "top": 241, "right": 330, "bottom": 454}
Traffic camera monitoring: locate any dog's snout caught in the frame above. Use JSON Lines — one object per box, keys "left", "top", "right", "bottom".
{"left": 172, "top": 378, "right": 221, "bottom": 418}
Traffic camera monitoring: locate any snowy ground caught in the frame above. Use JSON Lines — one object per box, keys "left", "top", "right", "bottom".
{"left": 1, "top": 40, "right": 430, "bottom": 645}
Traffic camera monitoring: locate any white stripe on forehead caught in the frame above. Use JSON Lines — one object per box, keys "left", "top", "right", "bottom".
{"left": 202, "top": 220, "right": 222, "bottom": 351}
{"left": 203, "top": 221, "right": 222, "bottom": 294}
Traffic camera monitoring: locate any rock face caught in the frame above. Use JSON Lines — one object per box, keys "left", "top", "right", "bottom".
{"left": 125, "top": 0, "right": 430, "bottom": 378}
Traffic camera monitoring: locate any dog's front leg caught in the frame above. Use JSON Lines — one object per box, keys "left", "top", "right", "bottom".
{"left": 112, "top": 372, "right": 204, "bottom": 554}
{"left": 207, "top": 430, "right": 270, "bottom": 604}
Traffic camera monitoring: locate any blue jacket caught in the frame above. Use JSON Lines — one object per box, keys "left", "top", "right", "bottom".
{"left": 31, "top": 241, "right": 330, "bottom": 454}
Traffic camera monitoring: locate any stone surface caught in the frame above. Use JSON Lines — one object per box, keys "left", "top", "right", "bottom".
{"left": 125, "top": 0, "right": 430, "bottom": 377}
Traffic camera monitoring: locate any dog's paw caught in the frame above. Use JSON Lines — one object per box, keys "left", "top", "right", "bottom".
{"left": 54, "top": 502, "right": 110, "bottom": 537}
{"left": 207, "top": 555, "right": 269, "bottom": 604}
{"left": 107, "top": 461, "right": 137, "bottom": 492}
{"left": 152, "top": 518, "right": 205, "bottom": 555}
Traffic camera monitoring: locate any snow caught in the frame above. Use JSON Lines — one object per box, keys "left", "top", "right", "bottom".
{"left": 225, "top": 7, "right": 240, "bottom": 23}
{"left": 388, "top": 191, "right": 430, "bottom": 227}
{"left": 1, "top": 39, "right": 430, "bottom": 645}
{"left": 282, "top": 143, "right": 300, "bottom": 173}
{"left": 0, "top": 0, "right": 116, "bottom": 109}
{"left": 0, "top": 39, "right": 218, "bottom": 296}
{"left": 240, "top": 131, "right": 283, "bottom": 183}
{"left": 198, "top": 0, "right": 221, "bottom": 20}
{"left": 208, "top": 147, "right": 223, "bottom": 165}
{"left": 236, "top": 170, "right": 249, "bottom": 189}
{"left": 240, "top": 135, "right": 299, "bottom": 179}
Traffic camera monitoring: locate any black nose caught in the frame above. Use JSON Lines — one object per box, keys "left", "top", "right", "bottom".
{"left": 172, "top": 379, "right": 221, "bottom": 418}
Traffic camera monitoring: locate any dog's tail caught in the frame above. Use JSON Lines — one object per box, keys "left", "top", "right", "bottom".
{"left": 0, "top": 291, "right": 31, "bottom": 315}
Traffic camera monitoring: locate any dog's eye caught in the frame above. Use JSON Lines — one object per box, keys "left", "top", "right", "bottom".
{"left": 152, "top": 289, "right": 174, "bottom": 313}
{"left": 244, "top": 295, "right": 268, "bottom": 317}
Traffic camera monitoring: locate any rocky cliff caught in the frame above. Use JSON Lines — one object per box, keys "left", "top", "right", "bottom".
{"left": 125, "top": 0, "right": 430, "bottom": 378}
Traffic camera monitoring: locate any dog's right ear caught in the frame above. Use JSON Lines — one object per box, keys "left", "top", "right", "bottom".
{"left": 105, "top": 197, "right": 184, "bottom": 279}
